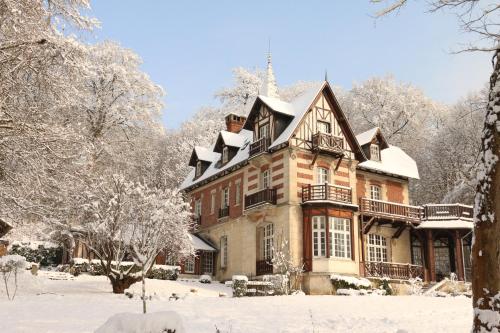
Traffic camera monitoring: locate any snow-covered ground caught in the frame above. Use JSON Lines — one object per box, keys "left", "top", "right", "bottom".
{"left": 0, "top": 273, "right": 473, "bottom": 332}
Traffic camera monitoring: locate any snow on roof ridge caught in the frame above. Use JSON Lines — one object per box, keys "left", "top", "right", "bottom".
{"left": 358, "top": 145, "right": 419, "bottom": 180}
{"left": 355, "top": 127, "right": 380, "bottom": 146}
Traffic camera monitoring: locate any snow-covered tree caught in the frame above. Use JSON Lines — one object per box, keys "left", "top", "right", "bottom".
{"left": 78, "top": 175, "right": 193, "bottom": 294}
{"left": 370, "top": 1, "right": 500, "bottom": 331}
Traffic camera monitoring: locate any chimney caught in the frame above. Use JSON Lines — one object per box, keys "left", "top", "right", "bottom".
{"left": 225, "top": 113, "right": 246, "bottom": 133}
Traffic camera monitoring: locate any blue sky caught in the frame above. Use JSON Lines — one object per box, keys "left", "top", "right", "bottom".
{"left": 88, "top": 1, "right": 490, "bottom": 129}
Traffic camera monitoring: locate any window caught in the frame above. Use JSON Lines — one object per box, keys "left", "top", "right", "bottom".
{"left": 184, "top": 257, "right": 195, "bottom": 273}
{"left": 210, "top": 192, "right": 216, "bottom": 214}
{"left": 202, "top": 252, "right": 213, "bottom": 275}
{"left": 262, "top": 224, "right": 274, "bottom": 260}
{"left": 312, "top": 216, "right": 326, "bottom": 257}
{"left": 259, "top": 123, "right": 270, "bottom": 139}
{"left": 194, "top": 199, "right": 202, "bottom": 217}
{"left": 196, "top": 161, "right": 202, "bottom": 177}
{"left": 370, "top": 144, "right": 380, "bottom": 161}
{"left": 370, "top": 185, "right": 381, "bottom": 200}
{"left": 367, "top": 234, "right": 388, "bottom": 262}
{"left": 220, "top": 236, "right": 228, "bottom": 268}
{"left": 317, "top": 121, "right": 331, "bottom": 134}
{"left": 222, "top": 146, "right": 229, "bottom": 164}
{"left": 235, "top": 182, "right": 241, "bottom": 205}
{"left": 329, "top": 217, "right": 351, "bottom": 259}
{"left": 261, "top": 169, "right": 271, "bottom": 189}
{"left": 221, "top": 187, "right": 229, "bottom": 209}
{"left": 316, "top": 167, "right": 329, "bottom": 184}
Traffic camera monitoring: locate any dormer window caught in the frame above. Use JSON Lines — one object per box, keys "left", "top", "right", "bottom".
{"left": 259, "top": 123, "right": 270, "bottom": 139}
{"left": 370, "top": 144, "right": 380, "bottom": 161}
{"left": 196, "top": 161, "right": 202, "bottom": 177}
{"left": 222, "top": 146, "right": 229, "bottom": 164}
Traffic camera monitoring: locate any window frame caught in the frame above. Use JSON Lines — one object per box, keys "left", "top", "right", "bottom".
{"left": 312, "top": 216, "right": 327, "bottom": 258}
{"left": 221, "top": 187, "right": 229, "bottom": 209}
{"left": 196, "top": 160, "right": 202, "bottom": 177}
{"left": 235, "top": 181, "right": 241, "bottom": 206}
{"left": 370, "top": 144, "right": 380, "bottom": 161}
{"left": 316, "top": 167, "right": 329, "bottom": 184}
{"left": 329, "top": 217, "right": 352, "bottom": 260}
{"left": 210, "top": 191, "right": 216, "bottom": 215}
{"left": 262, "top": 224, "right": 274, "bottom": 260}
{"left": 202, "top": 252, "right": 213, "bottom": 275}
{"left": 220, "top": 236, "right": 228, "bottom": 268}
{"left": 370, "top": 185, "right": 381, "bottom": 201}
{"left": 317, "top": 120, "right": 331, "bottom": 134}
{"left": 194, "top": 198, "right": 202, "bottom": 217}
{"left": 258, "top": 122, "right": 270, "bottom": 139}
{"left": 367, "top": 234, "right": 388, "bottom": 263}
{"left": 222, "top": 146, "right": 229, "bottom": 164}
{"left": 184, "top": 256, "right": 195, "bottom": 273}
{"left": 261, "top": 169, "right": 271, "bottom": 189}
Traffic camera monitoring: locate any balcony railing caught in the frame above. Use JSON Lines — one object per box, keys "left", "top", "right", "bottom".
{"left": 363, "top": 261, "right": 424, "bottom": 280}
{"left": 311, "top": 132, "right": 344, "bottom": 155}
{"left": 302, "top": 184, "right": 352, "bottom": 204}
{"left": 360, "top": 198, "right": 423, "bottom": 222}
{"left": 423, "top": 204, "right": 473, "bottom": 221}
{"left": 249, "top": 137, "right": 271, "bottom": 158}
{"left": 245, "top": 188, "right": 277, "bottom": 209}
{"left": 218, "top": 207, "right": 230, "bottom": 219}
{"left": 256, "top": 260, "right": 273, "bottom": 276}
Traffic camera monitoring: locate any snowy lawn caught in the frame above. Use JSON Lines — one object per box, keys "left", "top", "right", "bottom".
{"left": 0, "top": 273, "right": 473, "bottom": 332}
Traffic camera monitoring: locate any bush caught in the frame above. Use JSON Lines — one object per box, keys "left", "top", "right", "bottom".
{"left": 380, "top": 278, "right": 393, "bottom": 295}
{"left": 263, "top": 274, "right": 288, "bottom": 295}
{"left": 147, "top": 265, "right": 179, "bottom": 281}
{"left": 232, "top": 275, "right": 248, "bottom": 297}
{"left": 8, "top": 241, "right": 62, "bottom": 267}
{"left": 330, "top": 274, "right": 371, "bottom": 291}
{"left": 199, "top": 274, "right": 211, "bottom": 284}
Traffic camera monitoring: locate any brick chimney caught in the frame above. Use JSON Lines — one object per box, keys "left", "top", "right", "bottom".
{"left": 225, "top": 113, "right": 247, "bottom": 133}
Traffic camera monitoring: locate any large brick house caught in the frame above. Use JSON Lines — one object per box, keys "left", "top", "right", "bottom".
{"left": 179, "top": 57, "right": 473, "bottom": 294}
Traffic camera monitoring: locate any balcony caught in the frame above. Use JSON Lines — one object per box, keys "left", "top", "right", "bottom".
{"left": 360, "top": 198, "right": 423, "bottom": 223}
{"left": 256, "top": 260, "right": 273, "bottom": 276}
{"left": 311, "top": 132, "right": 344, "bottom": 156}
{"left": 218, "top": 207, "right": 230, "bottom": 219}
{"left": 302, "top": 184, "right": 353, "bottom": 205}
{"left": 245, "top": 188, "right": 277, "bottom": 210}
{"left": 363, "top": 261, "right": 424, "bottom": 280}
{"left": 422, "top": 204, "right": 473, "bottom": 221}
{"left": 249, "top": 137, "right": 271, "bottom": 158}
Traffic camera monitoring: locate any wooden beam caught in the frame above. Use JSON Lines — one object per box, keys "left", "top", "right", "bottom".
{"left": 392, "top": 224, "right": 406, "bottom": 239}
{"left": 362, "top": 216, "right": 376, "bottom": 234}
{"left": 334, "top": 154, "right": 344, "bottom": 172}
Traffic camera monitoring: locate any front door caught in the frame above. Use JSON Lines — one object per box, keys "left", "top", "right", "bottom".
{"left": 433, "top": 235, "right": 455, "bottom": 281}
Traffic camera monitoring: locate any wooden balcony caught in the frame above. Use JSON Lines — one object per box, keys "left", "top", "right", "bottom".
{"left": 422, "top": 204, "right": 473, "bottom": 221}
{"left": 218, "top": 207, "right": 230, "bottom": 219}
{"left": 302, "top": 184, "right": 353, "bottom": 205}
{"left": 256, "top": 260, "right": 273, "bottom": 276}
{"left": 311, "top": 132, "right": 344, "bottom": 156}
{"left": 360, "top": 198, "right": 423, "bottom": 223}
{"left": 363, "top": 261, "right": 424, "bottom": 280}
{"left": 249, "top": 137, "right": 271, "bottom": 158}
{"left": 245, "top": 188, "right": 277, "bottom": 210}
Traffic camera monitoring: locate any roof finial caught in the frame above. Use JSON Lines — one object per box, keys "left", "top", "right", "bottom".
{"left": 324, "top": 69, "right": 328, "bottom": 82}
{"left": 261, "top": 39, "right": 279, "bottom": 99}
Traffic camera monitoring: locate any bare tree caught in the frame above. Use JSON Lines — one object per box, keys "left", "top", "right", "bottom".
{"left": 370, "top": 1, "right": 500, "bottom": 331}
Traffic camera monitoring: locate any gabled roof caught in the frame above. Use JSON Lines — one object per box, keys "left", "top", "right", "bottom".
{"left": 0, "top": 218, "right": 12, "bottom": 238}
{"left": 356, "top": 127, "right": 389, "bottom": 149}
{"left": 357, "top": 145, "right": 419, "bottom": 179}
{"left": 214, "top": 130, "right": 248, "bottom": 153}
{"left": 188, "top": 146, "right": 219, "bottom": 167}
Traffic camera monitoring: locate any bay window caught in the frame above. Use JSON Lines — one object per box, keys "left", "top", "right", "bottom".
{"left": 329, "top": 217, "right": 351, "bottom": 259}
{"left": 312, "top": 216, "right": 326, "bottom": 257}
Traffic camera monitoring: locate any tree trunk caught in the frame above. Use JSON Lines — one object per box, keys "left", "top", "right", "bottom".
{"left": 142, "top": 266, "right": 147, "bottom": 314}
{"left": 108, "top": 275, "right": 141, "bottom": 294}
{"left": 472, "top": 49, "right": 500, "bottom": 332}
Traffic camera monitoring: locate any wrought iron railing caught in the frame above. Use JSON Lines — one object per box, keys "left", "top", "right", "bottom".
{"left": 245, "top": 188, "right": 277, "bottom": 209}
{"left": 256, "top": 260, "right": 273, "bottom": 276}
{"left": 218, "top": 207, "right": 230, "bottom": 218}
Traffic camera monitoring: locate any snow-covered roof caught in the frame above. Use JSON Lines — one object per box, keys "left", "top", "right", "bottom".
{"left": 358, "top": 145, "right": 420, "bottom": 180}
{"left": 258, "top": 95, "right": 295, "bottom": 116}
{"left": 416, "top": 220, "right": 473, "bottom": 229}
{"left": 190, "top": 234, "right": 216, "bottom": 252}
{"left": 356, "top": 127, "right": 380, "bottom": 146}
{"left": 180, "top": 129, "right": 252, "bottom": 190}
{"left": 220, "top": 130, "right": 247, "bottom": 148}
{"left": 194, "top": 146, "right": 219, "bottom": 162}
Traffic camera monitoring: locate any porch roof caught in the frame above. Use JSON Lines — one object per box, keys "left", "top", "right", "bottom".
{"left": 416, "top": 220, "right": 473, "bottom": 229}
{"left": 190, "top": 234, "right": 216, "bottom": 252}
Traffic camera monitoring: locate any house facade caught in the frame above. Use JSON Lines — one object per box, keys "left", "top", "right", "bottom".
{"left": 180, "top": 57, "right": 473, "bottom": 293}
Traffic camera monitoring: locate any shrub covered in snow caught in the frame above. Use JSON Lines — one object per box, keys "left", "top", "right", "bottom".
{"left": 379, "top": 278, "right": 393, "bottom": 296}
{"left": 330, "top": 274, "right": 371, "bottom": 291}
{"left": 263, "top": 274, "right": 289, "bottom": 295}
{"left": 232, "top": 275, "right": 248, "bottom": 297}
{"left": 95, "top": 311, "right": 185, "bottom": 333}
{"left": 199, "top": 274, "right": 211, "bottom": 284}
{"left": 8, "top": 241, "right": 62, "bottom": 267}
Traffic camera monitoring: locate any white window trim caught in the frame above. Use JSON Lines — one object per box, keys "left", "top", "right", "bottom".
{"left": 235, "top": 181, "right": 241, "bottom": 206}
{"left": 196, "top": 161, "right": 202, "bottom": 177}
{"left": 370, "top": 144, "right": 380, "bottom": 161}
{"left": 261, "top": 169, "right": 271, "bottom": 189}
{"left": 370, "top": 185, "right": 381, "bottom": 201}
{"left": 194, "top": 199, "right": 202, "bottom": 217}
{"left": 221, "top": 187, "right": 229, "bottom": 209}
{"left": 317, "top": 120, "right": 331, "bottom": 134}
{"left": 222, "top": 146, "right": 229, "bottom": 164}
{"left": 262, "top": 224, "right": 274, "bottom": 260}
{"left": 316, "top": 167, "right": 329, "bottom": 184}
{"left": 184, "top": 257, "right": 195, "bottom": 273}
{"left": 329, "top": 217, "right": 351, "bottom": 260}
{"left": 202, "top": 252, "right": 213, "bottom": 275}
{"left": 210, "top": 191, "right": 216, "bottom": 215}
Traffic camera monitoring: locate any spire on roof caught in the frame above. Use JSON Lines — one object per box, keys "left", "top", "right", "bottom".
{"left": 324, "top": 69, "right": 328, "bottom": 82}
{"left": 261, "top": 44, "right": 279, "bottom": 99}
